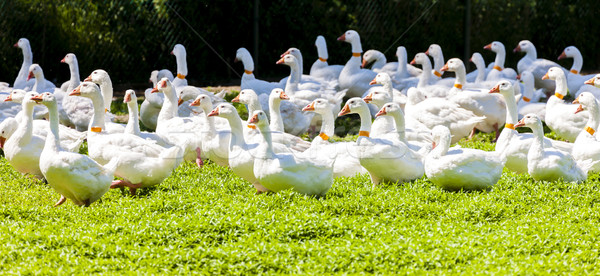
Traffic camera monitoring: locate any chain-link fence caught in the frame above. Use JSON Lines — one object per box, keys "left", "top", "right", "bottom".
{"left": 0, "top": 0, "right": 598, "bottom": 95}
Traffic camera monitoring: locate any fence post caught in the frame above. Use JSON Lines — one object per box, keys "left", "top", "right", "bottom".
{"left": 463, "top": 0, "right": 471, "bottom": 71}
{"left": 253, "top": 0, "right": 259, "bottom": 68}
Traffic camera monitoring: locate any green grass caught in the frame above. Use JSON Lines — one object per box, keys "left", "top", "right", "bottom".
{"left": 2, "top": 129, "right": 600, "bottom": 274}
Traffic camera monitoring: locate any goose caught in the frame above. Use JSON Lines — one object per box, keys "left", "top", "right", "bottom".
{"left": 232, "top": 89, "right": 313, "bottom": 140}
{"left": 301, "top": 98, "right": 367, "bottom": 178}
{"left": 392, "top": 46, "right": 421, "bottom": 87}
{"left": 59, "top": 53, "right": 90, "bottom": 128}
{"left": 572, "top": 92, "right": 600, "bottom": 173}
{"left": 409, "top": 53, "right": 450, "bottom": 98}
{"left": 188, "top": 94, "right": 230, "bottom": 167}
{"left": 310, "top": 35, "right": 344, "bottom": 82}
{"left": 363, "top": 73, "right": 411, "bottom": 137}
{"left": 425, "top": 125, "right": 504, "bottom": 191}
{"left": 3, "top": 93, "right": 46, "bottom": 178}
{"left": 270, "top": 88, "right": 312, "bottom": 136}
{"left": 249, "top": 110, "right": 334, "bottom": 196}
{"left": 425, "top": 44, "right": 448, "bottom": 83}
{"left": 375, "top": 102, "right": 432, "bottom": 152}
{"left": 404, "top": 88, "right": 485, "bottom": 144}
{"left": 171, "top": 44, "right": 189, "bottom": 88}
{"left": 543, "top": 67, "right": 587, "bottom": 142}
{"left": 4, "top": 89, "right": 49, "bottom": 120}
{"left": 151, "top": 78, "right": 204, "bottom": 164}
{"left": 123, "top": 90, "right": 170, "bottom": 147}
{"left": 31, "top": 92, "right": 119, "bottom": 207}
{"left": 235, "top": 47, "right": 284, "bottom": 95}
{"left": 0, "top": 116, "right": 85, "bottom": 153}
{"left": 84, "top": 69, "right": 117, "bottom": 118}
{"left": 466, "top": 52, "right": 489, "bottom": 83}
{"left": 67, "top": 81, "right": 125, "bottom": 134}
{"left": 442, "top": 58, "right": 507, "bottom": 139}
{"left": 279, "top": 47, "right": 325, "bottom": 90}
{"left": 13, "top": 38, "right": 55, "bottom": 90}
{"left": 482, "top": 41, "right": 517, "bottom": 80}
{"left": 337, "top": 30, "right": 377, "bottom": 97}
{"left": 490, "top": 80, "right": 572, "bottom": 174}
{"left": 558, "top": 46, "right": 600, "bottom": 98}
{"left": 516, "top": 71, "right": 546, "bottom": 120}
{"left": 514, "top": 40, "right": 563, "bottom": 91}
{"left": 361, "top": 49, "right": 397, "bottom": 74}
{"left": 338, "top": 98, "right": 424, "bottom": 186}
{"left": 27, "top": 64, "right": 56, "bottom": 93}
{"left": 0, "top": 91, "right": 22, "bottom": 123}
{"left": 176, "top": 85, "right": 226, "bottom": 117}
{"left": 515, "top": 114, "right": 587, "bottom": 183}
{"left": 71, "top": 83, "right": 185, "bottom": 194}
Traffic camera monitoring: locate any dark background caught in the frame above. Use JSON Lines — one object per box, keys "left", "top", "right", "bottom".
{"left": 0, "top": 0, "right": 597, "bottom": 94}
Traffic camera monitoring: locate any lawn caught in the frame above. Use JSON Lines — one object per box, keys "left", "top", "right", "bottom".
{"left": 2, "top": 104, "right": 600, "bottom": 274}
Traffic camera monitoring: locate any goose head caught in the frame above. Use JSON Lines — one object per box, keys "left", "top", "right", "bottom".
{"left": 208, "top": 103, "right": 236, "bottom": 119}
{"left": 542, "top": 67, "right": 563, "bottom": 81}
{"left": 470, "top": 52, "right": 484, "bottom": 64}
{"left": 276, "top": 54, "right": 297, "bottom": 66}
{"left": 189, "top": 94, "right": 213, "bottom": 112}
{"left": 363, "top": 89, "right": 390, "bottom": 107}
{"left": 70, "top": 81, "right": 101, "bottom": 99}
{"left": 149, "top": 70, "right": 159, "bottom": 85}
{"left": 315, "top": 35, "right": 326, "bottom": 48}
{"left": 84, "top": 69, "right": 110, "bottom": 83}
{"left": 123, "top": 89, "right": 137, "bottom": 104}
{"left": 558, "top": 46, "right": 579, "bottom": 60}
{"left": 171, "top": 44, "right": 186, "bottom": 57}
{"left": 431, "top": 125, "right": 451, "bottom": 150}
{"left": 247, "top": 110, "right": 269, "bottom": 129}
{"left": 21, "top": 92, "right": 39, "bottom": 109}
{"left": 369, "top": 72, "right": 392, "bottom": 85}
{"left": 489, "top": 80, "right": 514, "bottom": 97}
{"left": 235, "top": 47, "right": 251, "bottom": 62}
{"left": 375, "top": 102, "right": 402, "bottom": 118}
{"left": 361, "top": 50, "right": 382, "bottom": 68}
{"left": 410, "top": 53, "right": 429, "bottom": 66}
{"left": 4, "top": 89, "right": 27, "bottom": 103}
{"left": 280, "top": 47, "right": 300, "bottom": 58}
{"left": 514, "top": 113, "right": 541, "bottom": 129}
{"left": 14, "top": 38, "right": 30, "bottom": 49}
{"left": 337, "top": 30, "right": 359, "bottom": 43}
{"left": 27, "top": 64, "right": 42, "bottom": 81}
{"left": 302, "top": 98, "right": 331, "bottom": 115}
{"left": 61, "top": 53, "right": 76, "bottom": 64}
{"left": 231, "top": 89, "right": 257, "bottom": 104}
{"left": 483, "top": 41, "right": 504, "bottom": 53}
{"left": 338, "top": 97, "right": 368, "bottom": 117}
{"left": 441, "top": 58, "right": 464, "bottom": 72}
{"left": 425, "top": 44, "right": 442, "bottom": 58}
{"left": 31, "top": 91, "right": 56, "bottom": 106}
{"left": 269, "top": 88, "right": 289, "bottom": 102}
{"left": 584, "top": 74, "right": 600, "bottom": 88}
{"left": 514, "top": 40, "right": 533, "bottom": 53}
{"left": 0, "top": 118, "right": 18, "bottom": 148}
{"left": 572, "top": 92, "right": 596, "bottom": 114}
{"left": 396, "top": 46, "right": 408, "bottom": 61}
{"left": 150, "top": 78, "right": 172, "bottom": 94}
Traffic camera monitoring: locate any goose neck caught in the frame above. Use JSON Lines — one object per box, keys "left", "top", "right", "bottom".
{"left": 570, "top": 50, "right": 583, "bottom": 73}
{"left": 525, "top": 47, "right": 537, "bottom": 60}
{"left": 227, "top": 114, "right": 245, "bottom": 148}
{"left": 493, "top": 49, "right": 506, "bottom": 68}
{"left": 554, "top": 74, "right": 568, "bottom": 96}
{"left": 89, "top": 93, "right": 107, "bottom": 131}
{"left": 372, "top": 53, "right": 387, "bottom": 69}
{"left": 242, "top": 54, "right": 255, "bottom": 72}
{"left": 432, "top": 53, "right": 444, "bottom": 72}
{"left": 16, "top": 103, "right": 35, "bottom": 144}
{"left": 316, "top": 42, "right": 329, "bottom": 60}
{"left": 201, "top": 105, "right": 216, "bottom": 134}
{"left": 319, "top": 111, "right": 335, "bottom": 137}
{"left": 176, "top": 52, "right": 188, "bottom": 76}
{"left": 268, "top": 98, "right": 284, "bottom": 132}
{"left": 256, "top": 124, "right": 275, "bottom": 159}
{"left": 417, "top": 61, "right": 432, "bottom": 87}
{"left": 125, "top": 101, "right": 141, "bottom": 135}
{"left": 391, "top": 113, "right": 407, "bottom": 142}
{"left": 503, "top": 92, "right": 519, "bottom": 125}
{"left": 287, "top": 61, "right": 302, "bottom": 85}
{"left": 453, "top": 65, "right": 467, "bottom": 86}
{"left": 585, "top": 102, "right": 600, "bottom": 132}
{"left": 98, "top": 80, "right": 114, "bottom": 111}
{"left": 357, "top": 108, "right": 372, "bottom": 135}
{"left": 397, "top": 51, "right": 408, "bottom": 75}
{"left": 45, "top": 102, "right": 61, "bottom": 152}
{"left": 431, "top": 134, "right": 450, "bottom": 157}
{"left": 474, "top": 59, "right": 486, "bottom": 83}
{"left": 69, "top": 60, "right": 81, "bottom": 90}
{"left": 529, "top": 121, "right": 545, "bottom": 158}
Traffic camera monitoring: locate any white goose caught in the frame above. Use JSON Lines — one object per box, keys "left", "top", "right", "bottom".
{"left": 338, "top": 98, "right": 424, "bottom": 186}
{"left": 84, "top": 69, "right": 119, "bottom": 122}
{"left": 490, "top": 80, "right": 572, "bottom": 174}
{"left": 466, "top": 52, "right": 489, "bottom": 83}
{"left": 27, "top": 64, "right": 56, "bottom": 93}
{"left": 361, "top": 49, "right": 397, "bottom": 74}
{"left": 189, "top": 94, "right": 230, "bottom": 167}
{"left": 171, "top": 44, "right": 189, "bottom": 88}
{"left": 59, "top": 53, "right": 90, "bottom": 129}
{"left": 123, "top": 90, "right": 170, "bottom": 147}
{"left": 425, "top": 44, "right": 449, "bottom": 83}
{"left": 543, "top": 67, "right": 587, "bottom": 142}
{"left": 516, "top": 71, "right": 546, "bottom": 120}
{"left": 482, "top": 41, "right": 517, "bottom": 80}
{"left": 13, "top": 38, "right": 53, "bottom": 90}
{"left": 558, "top": 46, "right": 600, "bottom": 98}
{"left": 249, "top": 110, "right": 334, "bottom": 196}
{"left": 572, "top": 92, "right": 600, "bottom": 173}
{"left": 392, "top": 46, "right": 421, "bottom": 88}
{"left": 4, "top": 89, "right": 50, "bottom": 121}
{"left": 235, "top": 47, "right": 284, "bottom": 95}
{"left": 32, "top": 92, "right": 119, "bottom": 207}
{"left": 301, "top": 98, "right": 367, "bottom": 178}
{"left": 425, "top": 125, "right": 504, "bottom": 191}
{"left": 514, "top": 40, "right": 563, "bottom": 91}
{"left": 310, "top": 35, "right": 344, "bottom": 82}
{"left": 69, "top": 81, "right": 124, "bottom": 134}
{"left": 515, "top": 114, "right": 587, "bottom": 183}
{"left": 337, "top": 30, "right": 377, "bottom": 97}
{"left": 279, "top": 47, "right": 324, "bottom": 90}
{"left": 409, "top": 53, "right": 449, "bottom": 98}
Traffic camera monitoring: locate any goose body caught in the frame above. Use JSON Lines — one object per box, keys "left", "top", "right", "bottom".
{"left": 310, "top": 35, "right": 344, "bottom": 82}
{"left": 123, "top": 90, "right": 170, "bottom": 147}
{"left": 235, "top": 48, "right": 284, "bottom": 95}
{"left": 572, "top": 92, "right": 600, "bottom": 173}
{"left": 60, "top": 53, "right": 93, "bottom": 130}
{"left": 189, "top": 94, "right": 230, "bottom": 167}
{"left": 279, "top": 47, "right": 326, "bottom": 91}
{"left": 543, "top": 67, "right": 587, "bottom": 142}
{"left": 516, "top": 71, "right": 546, "bottom": 120}
{"left": 337, "top": 30, "right": 377, "bottom": 97}
{"left": 482, "top": 41, "right": 517, "bottom": 81}
{"left": 514, "top": 40, "right": 563, "bottom": 91}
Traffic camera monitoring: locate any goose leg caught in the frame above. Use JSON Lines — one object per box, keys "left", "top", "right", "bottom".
{"left": 110, "top": 180, "right": 125, "bottom": 189}
{"left": 84, "top": 199, "right": 91, "bottom": 207}
{"left": 468, "top": 127, "right": 477, "bottom": 140}
{"left": 492, "top": 123, "right": 500, "bottom": 142}
{"left": 53, "top": 195, "right": 66, "bottom": 207}
{"left": 195, "top": 147, "right": 204, "bottom": 168}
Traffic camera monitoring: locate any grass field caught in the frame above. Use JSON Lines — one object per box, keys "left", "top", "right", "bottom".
{"left": 2, "top": 102, "right": 600, "bottom": 274}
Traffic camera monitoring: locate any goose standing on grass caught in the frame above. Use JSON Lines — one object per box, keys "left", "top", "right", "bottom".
{"left": 249, "top": 110, "right": 334, "bottom": 196}
{"left": 543, "top": 67, "right": 587, "bottom": 142}
{"left": 490, "top": 80, "right": 572, "bottom": 174}
{"left": 425, "top": 125, "right": 504, "bottom": 191}
{"left": 310, "top": 35, "right": 344, "bottom": 82}
{"left": 189, "top": 94, "right": 230, "bottom": 167}
{"left": 32, "top": 92, "right": 118, "bottom": 207}
{"left": 123, "top": 90, "right": 170, "bottom": 147}
{"left": 171, "top": 44, "right": 189, "bottom": 88}
{"left": 482, "top": 41, "right": 517, "bottom": 80}
{"left": 514, "top": 40, "right": 562, "bottom": 91}
{"left": 235, "top": 47, "right": 283, "bottom": 95}
{"left": 515, "top": 114, "right": 587, "bottom": 183}
{"left": 338, "top": 98, "right": 424, "bottom": 186}
{"left": 337, "top": 30, "right": 377, "bottom": 97}
{"left": 572, "top": 92, "right": 600, "bottom": 173}
{"left": 60, "top": 53, "right": 92, "bottom": 130}
{"left": 301, "top": 99, "right": 367, "bottom": 178}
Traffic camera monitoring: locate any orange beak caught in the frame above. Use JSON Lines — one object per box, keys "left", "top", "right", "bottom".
{"left": 31, "top": 94, "right": 44, "bottom": 103}
{"left": 585, "top": 78, "right": 595, "bottom": 85}
{"left": 232, "top": 94, "right": 240, "bottom": 103}
{"left": 516, "top": 74, "right": 521, "bottom": 80}
{"left": 542, "top": 73, "right": 549, "bottom": 80}
{"left": 69, "top": 85, "right": 82, "bottom": 96}
{"left": 302, "top": 102, "right": 315, "bottom": 112}
{"left": 27, "top": 71, "right": 33, "bottom": 81}
{"left": 170, "top": 51, "right": 174, "bottom": 55}
{"left": 489, "top": 84, "right": 500, "bottom": 93}
{"left": 338, "top": 103, "right": 351, "bottom": 116}
{"left": 207, "top": 107, "right": 220, "bottom": 117}
{"left": 440, "top": 63, "right": 449, "bottom": 72}
{"left": 123, "top": 93, "right": 131, "bottom": 103}
{"left": 151, "top": 80, "right": 166, "bottom": 93}
{"left": 369, "top": 76, "right": 377, "bottom": 85}
{"left": 558, "top": 51, "right": 567, "bottom": 60}
{"left": 469, "top": 57, "right": 473, "bottom": 62}
{"left": 514, "top": 119, "right": 525, "bottom": 128}
{"left": 60, "top": 57, "right": 66, "bottom": 63}
{"left": 0, "top": 136, "right": 5, "bottom": 148}
{"left": 84, "top": 75, "right": 92, "bottom": 82}
{"left": 276, "top": 57, "right": 285, "bottom": 65}
{"left": 575, "top": 105, "right": 584, "bottom": 114}
{"left": 425, "top": 50, "right": 430, "bottom": 55}
{"left": 363, "top": 93, "right": 373, "bottom": 103}
{"left": 189, "top": 98, "right": 200, "bottom": 106}
{"left": 280, "top": 50, "right": 290, "bottom": 58}
{"left": 248, "top": 113, "right": 259, "bottom": 124}
{"left": 178, "top": 98, "right": 184, "bottom": 106}
{"left": 13, "top": 42, "right": 18, "bottom": 47}
{"left": 337, "top": 34, "right": 346, "bottom": 41}
{"left": 4, "top": 94, "right": 12, "bottom": 102}
{"left": 409, "top": 58, "right": 416, "bottom": 65}
{"left": 432, "top": 141, "right": 436, "bottom": 149}
{"left": 375, "top": 107, "right": 386, "bottom": 117}
{"left": 572, "top": 97, "right": 580, "bottom": 104}
{"left": 513, "top": 45, "right": 521, "bottom": 53}
{"left": 484, "top": 43, "right": 493, "bottom": 50}
{"left": 279, "top": 91, "right": 289, "bottom": 100}
{"left": 361, "top": 59, "right": 368, "bottom": 68}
